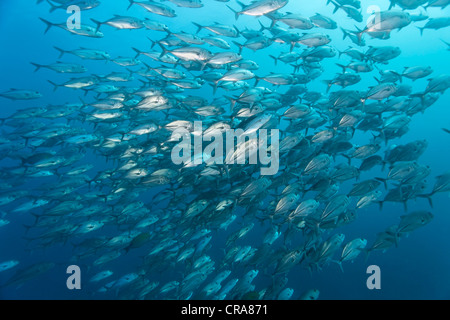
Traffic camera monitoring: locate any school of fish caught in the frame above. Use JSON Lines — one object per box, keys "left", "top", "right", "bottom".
{"left": 0, "top": 0, "right": 450, "bottom": 300}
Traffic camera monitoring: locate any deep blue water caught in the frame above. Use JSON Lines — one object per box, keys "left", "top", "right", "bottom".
{"left": 0, "top": 0, "right": 449, "bottom": 300}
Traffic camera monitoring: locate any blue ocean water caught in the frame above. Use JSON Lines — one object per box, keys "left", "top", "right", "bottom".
{"left": 0, "top": 0, "right": 449, "bottom": 300}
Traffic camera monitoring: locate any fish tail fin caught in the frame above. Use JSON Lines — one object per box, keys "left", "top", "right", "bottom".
{"left": 417, "top": 193, "right": 434, "bottom": 208}
{"left": 254, "top": 76, "right": 260, "bottom": 87}
{"left": 347, "top": 25, "right": 365, "bottom": 45}
{"left": 224, "top": 95, "right": 237, "bottom": 111}
{"left": 380, "top": 160, "right": 388, "bottom": 171}
{"left": 340, "top": 27, "right": 348, "bottom": 40}
{"left": 289, "top": 42, "right": 296, "bottom": 52}
{"left": 332, "top": 260, "right": 344, "bottom": 273}
{"left": 46, "top": 0, "right": 61, "bottom": 13}
{"left": 356, "top": 32, "right": 365, "bottom": 45}
{"left": 376, "top": 200, "right": 384, "bottom": 211}
{"left": 340, "top": 153, "right": 352, "bottom": 165}
{"left": 417, "top": 26, "right": 424, "bottom": 36}
{"left": 200, "top": 61, "right": 208, "bottom": 72}
{"left": 269, "top": 55, "right": 278, "bottom": 65}
{"left": 330, "top": 0, "right": 340, "bottom": 13}
{"left": 47, "top": 80, "right": 59, "bottom": 92}
{"left": 192, "top": 22, "right": 203, "bottom": 34}
{"left": 266, "top": 14, "right": 277, "bottom": 28}
{"left": 227, "top": 5, "right": 240, "bottom": 20}
{"left": 258, "top": 20, "right": 268, "bottom": 32}
{"left": 373, "top": 76, "right": 382, "bottom": 84}
{"left": 428, "top": 195, "right": 434, "bottom": 208}
{"left": 322, "top": 80, "right": 333, "bottom": 93}
{"left": 362, "top": 248, "right": 371, "bottom": 263}
{"left": 144, "top": 36, "right": 156, "bottom": 49}
{"left": 402, "top": 201, "right": 408, "bottom": 212}
{"left": 339, "top": 261, "right": 344, "bottom": 273}
{"left": 82, "top": 88, "right": 90, "bottom": 97}
{"left": 30, "top": 62, "right": 44, "bottom": 72}
{"left": 142, "top": 62, "right": 152, "bottom": 71}
{"left": 235, "top": 0, "right": 246, "bottom": 8}
{"left": 410, "top": 92, "right": 427, "bottom": 104}
{"left": 393, "top": 230, "right": 401, "bottom": 248}
{"left": 138, "top": 79, "right": 149, "bottom": 87}
{"left": 163, "top": 29, "right": 172, "bottom": 39}
{"left": 158, "top": 43, "right": 169, "bottom": 58}
{"left": 30, "top": 212, "right": 41, "bottom": 224}
{"left": 290, "top": 63, "right": 301, "bottom": 73}
{"left": 90, "top": 18, "right": 103, "bottom": 33}
{"left": 22, "top": 223, "right": 33, "bottom": 235}
{"left": 442, "top": 128, "right": 450, "bottom": 135}
{"left": 127, "top": 0, "right": 135, "bottom": 10}
{"left": 212, "top": 81, "right": 219, "bottom": 95}
{"left": 336, "top": 63, "right": 347, "bottom": 73}
{"left": 78, "top": 96, "right": 88, "bottom": 108}
{"left": 53, "top": 46, "right": 67, "bottom": 59}
{"left": 39, "top": 17, "right": 55, "bottom": 34}
{"left": 232, "top": 40, "right": 243, "bottom": 55}
{"left": 131, "top": 47, "right": 142, "bottom": 59}
{"left": 392, "top": 71, "right": 402, "bottom": 83}
{"left": 233, "top": 25, "right": 240, "bottom": 37}
{"left": 375, "top": 177, "right": 388, "bottom": 190}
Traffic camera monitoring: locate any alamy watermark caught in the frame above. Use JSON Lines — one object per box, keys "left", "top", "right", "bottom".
{"left": 66, "top": 5, "right": 81, "bottom": 30}
{"left": 66, "top": 265, "right": 81, "bottom": 290}
{"left": 366, "top": 265, "right": 381, "bottom": 290}
{"left": 170, "top": 121, "right": 280, "bottom": 176}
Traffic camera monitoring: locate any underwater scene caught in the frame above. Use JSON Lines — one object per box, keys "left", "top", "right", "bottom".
{"left": 0, "top": 0, "right": 449, "bottom": 300}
